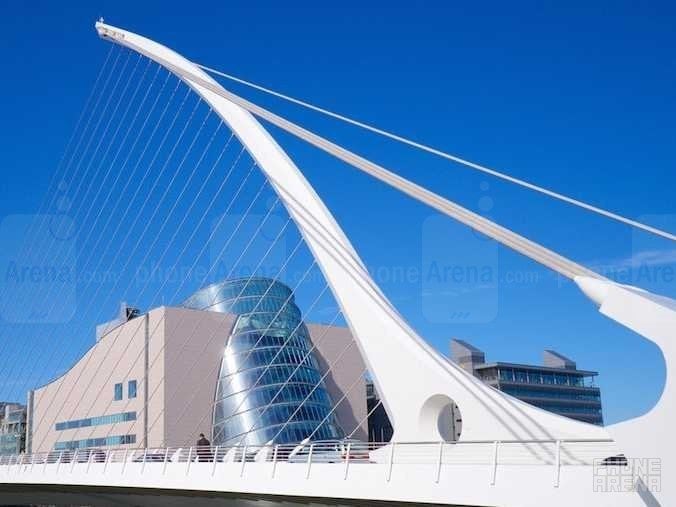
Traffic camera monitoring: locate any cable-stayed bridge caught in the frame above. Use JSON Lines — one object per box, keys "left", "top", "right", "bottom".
{"left": 0, "top": 20, "right": 673, "bottom": 506}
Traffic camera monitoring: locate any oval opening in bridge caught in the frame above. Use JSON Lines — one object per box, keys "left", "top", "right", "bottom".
{"left": 419, "top": 394, "right": 462, "bottom": 442}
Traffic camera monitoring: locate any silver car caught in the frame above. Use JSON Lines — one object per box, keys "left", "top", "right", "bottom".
{"left": 287, "top": 439, "right": 369, "bottom": 463}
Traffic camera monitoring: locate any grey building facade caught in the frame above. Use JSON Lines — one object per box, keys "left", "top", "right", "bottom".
{"left": 0, "top": 403, "right": 26, "bottom": 456}
{"left": 451, "top": 339, "right": 603, "bottom": 425}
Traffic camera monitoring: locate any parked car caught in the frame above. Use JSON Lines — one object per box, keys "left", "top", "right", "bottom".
{"left": 287, "top": 439, "right": 369, "bottom": 463}
{"left": 132, "top": 451, "right": 171, "bottom": 463}
{"left": 75, "top": 450, "right": 92, "bottom": 463}
{"left": 58, "top": 451, "right": 74, "bottom": 463}
{"left": 600, "top": 454, "right": 628, "bottom": 466}
{"left": 92, "top": 449, "right": 107, "bottom": 463}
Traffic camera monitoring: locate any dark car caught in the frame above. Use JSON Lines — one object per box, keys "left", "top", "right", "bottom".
{"left": 600, "top": 454, "right": 628, "bottom": 466}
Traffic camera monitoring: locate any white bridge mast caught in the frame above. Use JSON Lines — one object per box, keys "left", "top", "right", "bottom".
{"left": 94, "top": 21, "right": 608, "bottom": 444}
{"left": 93, "top": 21, "right": 673, "bottom": 505}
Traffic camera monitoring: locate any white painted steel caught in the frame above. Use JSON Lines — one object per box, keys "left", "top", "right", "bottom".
{"left": 96, "top": 25, "right": 601, "bottom": 283}
{"left": 576, "top": 276, "right": 676, "bottom": 506}
{"left": 93, "top": 21, "right": 609, "bottom": 448}
{"left": 197, "top": 63, "right": 676, "bottom": 243}
{"left": 88, "top": 20, "right": 673, "bottom": 505}
{"left": 2, "top": 19, "right": 672, "bottom": 507}
{"left": 0, "top": 441, "right": 646, "bottom": 506}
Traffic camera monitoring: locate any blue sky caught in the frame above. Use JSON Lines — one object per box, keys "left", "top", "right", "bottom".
{"left": 0, "top": 1, "right": 675, "bottom": 426}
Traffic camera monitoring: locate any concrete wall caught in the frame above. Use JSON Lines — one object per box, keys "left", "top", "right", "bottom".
{"left": 30, "top": 310, "right": 153, "bottom": 453}
{"left": 162, "top": 308, "right": 233, "bottom": 447}
{"left": 29, "top": 307, "right": 232, "bottom": 453}
{"left": 307, "top": 324, "right": 368, "bottom": 441}
{"left": 29, "top": 309, "right": 368, "bottom": 453}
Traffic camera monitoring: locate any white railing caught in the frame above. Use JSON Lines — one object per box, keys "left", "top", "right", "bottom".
{"left": 0, "top": 439, "right": 621, "bottom": 487}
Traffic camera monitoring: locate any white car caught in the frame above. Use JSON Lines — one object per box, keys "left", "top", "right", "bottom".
{"left": 287, "top": 439, "right": 369, "bottom": 463}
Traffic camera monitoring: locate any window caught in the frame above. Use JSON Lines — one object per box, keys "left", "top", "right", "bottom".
{"left": 54, "top": 434, "right": 136, "bottom": 451}
{"left": 114, "top": 383, "right": 123, "bottom": 401}
{"left": 128, "top": 380, "right": 137, "bottom": 399}
{"left": 55, "top": 412, "right": 136, "bottom": 431}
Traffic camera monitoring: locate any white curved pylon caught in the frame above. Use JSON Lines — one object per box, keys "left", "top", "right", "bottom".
{"left": 95, "top": 21, "right": 610, "bottom": 445}
{"left": 576, "top": 276, "right": 674, "bottom": 505}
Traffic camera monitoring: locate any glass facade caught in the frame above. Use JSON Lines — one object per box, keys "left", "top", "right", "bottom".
{"left": 476, "top": 365, "right": 603, "bottom": 425}
{"left": 501, "top": 387, "right": 601, "bottom": 402}
{"left": 183, "top": 278, "right": 344, "bottom": 446}
{"left": 487, "top": 367, "right": 592, "bottom": 387}
{"left": 0, "top": 404, "right": 26, "bottom": 456}
{"left": 0, "top": 434, "right": 22, "bottom": 456}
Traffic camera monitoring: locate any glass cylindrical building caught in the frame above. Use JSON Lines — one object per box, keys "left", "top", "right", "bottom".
{"left": 183, "top": 277, "right": 344, "bottom": 446}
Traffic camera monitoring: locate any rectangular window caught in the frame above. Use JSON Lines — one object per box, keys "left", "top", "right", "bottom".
{"left": 128, "top": 380, "right": 137, "bottom": 399}
{"left": 54, "top": 434, "right": 136, "bottom": 451}
{"left": 114, "top": 383, "right": 123, "bottom": 401}
{"left": 54, "top": 412, "right": 136, "bottom": 431}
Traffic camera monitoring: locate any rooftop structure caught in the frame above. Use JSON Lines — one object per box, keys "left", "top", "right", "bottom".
{"left": 451, "top": 339, "right": 603, "bottom": 425}
{"left": 95, "top": 302, "right": 141, "bottom": 342}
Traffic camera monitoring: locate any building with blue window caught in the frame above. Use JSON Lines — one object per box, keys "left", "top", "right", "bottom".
{"left": 451, "top": 339, "right": 603, "bottom": 425}
{"left": 183, "top": 278, "right": 345, "bottom": 447}
{"left": 368, "top": 339, "right": 604, "bottom": 444}
{"left": 0, "top": 403, "right": 26, "bottom": 456}
{"left": 27, "top": 278, "right": 366, "bottom": 453}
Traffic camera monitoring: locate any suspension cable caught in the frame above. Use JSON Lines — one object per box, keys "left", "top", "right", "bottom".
{"left": 156, "top": 228, "right": 314, "bottom": 445}
{"left": 94, "top": 34, "right": 610, "bottom": 281}
{"left": 31, "top": 91, "right": 205, "bottom": 450}
{"left": 74, "top": 147, "right": 250, "bottom": 449}
{"left": 197, "top": 63, "right": 676, "bottom": 243}
{"left": 3, "top": 58, "right": 158, "bottom": 406}
{"left": 181, "top": 71, "right": 602, "bottom": 280}
{"left": 0, "top": 50, "right": 138, "bottom": 401}
{"left": 0, "top": 45, "right": 116, "bottom": 395}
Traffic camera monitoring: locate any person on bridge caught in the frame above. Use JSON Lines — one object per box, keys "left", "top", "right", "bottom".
{"left": 196, "top": 433, "right": 212, "bottom": 462}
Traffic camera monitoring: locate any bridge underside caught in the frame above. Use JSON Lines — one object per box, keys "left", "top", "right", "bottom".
{"left": 0, "top": 485, "right": 460, "bottom": 507}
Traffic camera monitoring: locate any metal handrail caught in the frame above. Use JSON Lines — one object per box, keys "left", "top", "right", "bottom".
{"left": 0, "top": 438, "right": 619, "bottom": 470}
{"left": 0, "top": 439, "right": 627, "bottom": 489}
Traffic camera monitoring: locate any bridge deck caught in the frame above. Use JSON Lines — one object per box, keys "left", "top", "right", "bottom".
{"left": 0, "top": 441, "right": 645, "bottom": 506}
